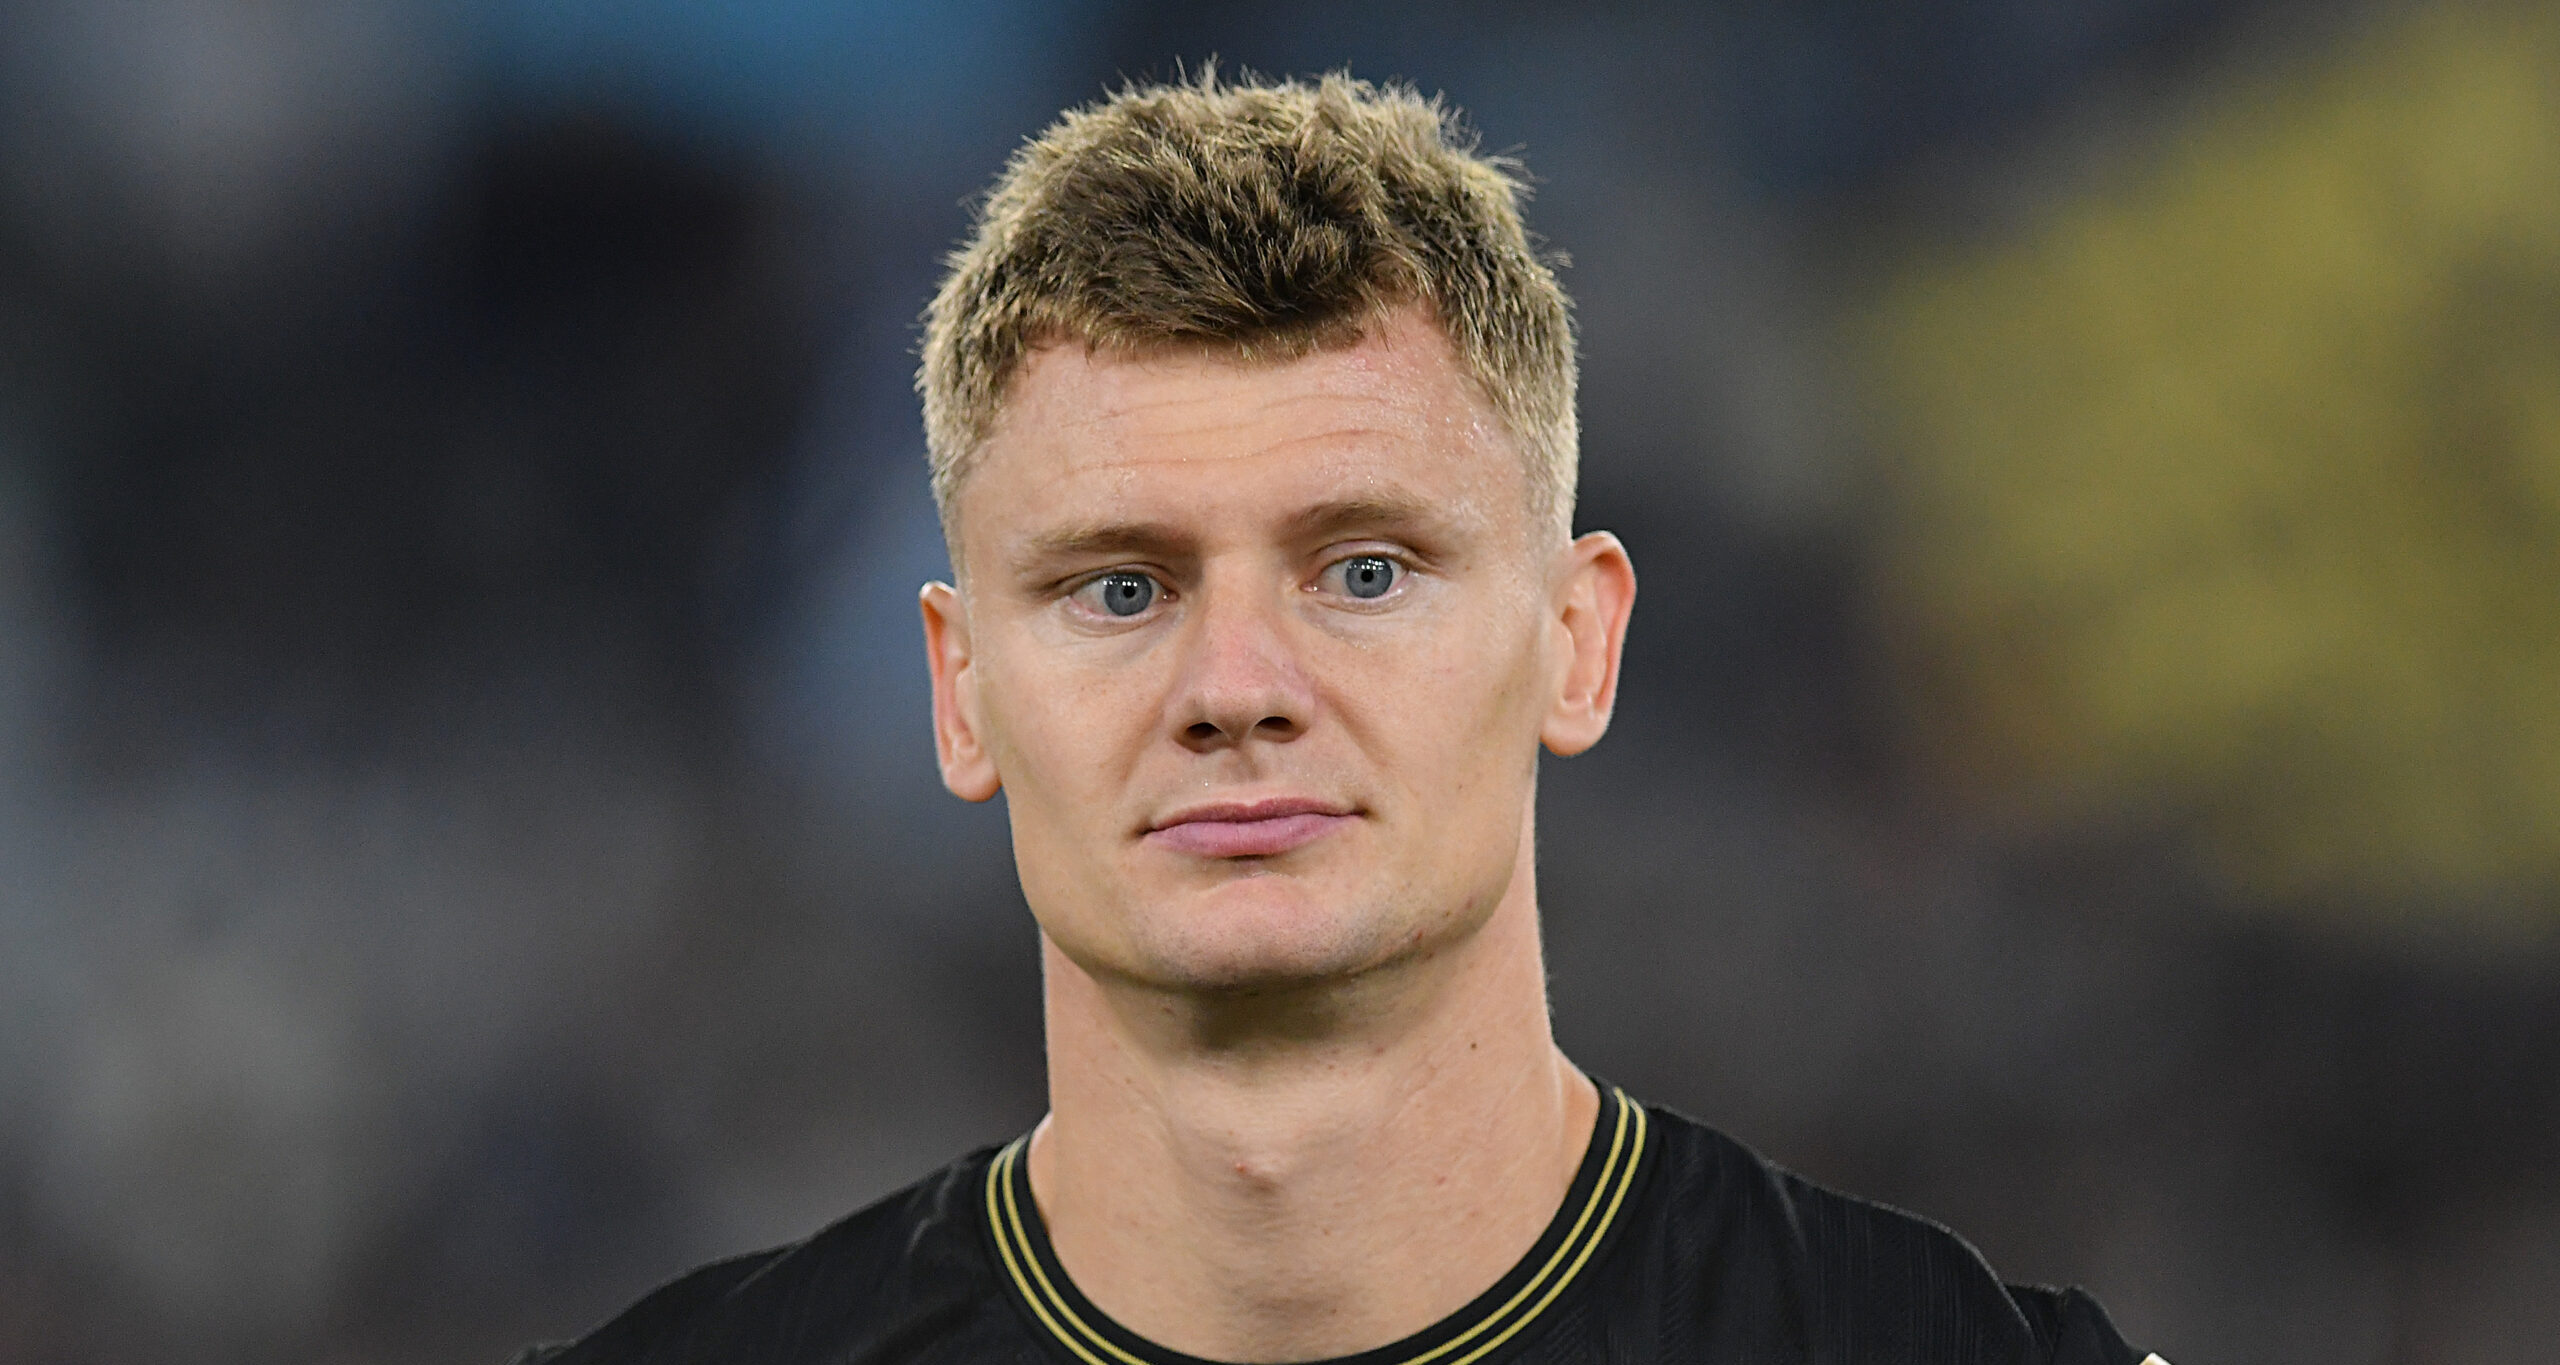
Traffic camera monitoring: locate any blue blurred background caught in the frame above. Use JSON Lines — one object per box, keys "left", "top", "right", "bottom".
{"left": 3, "top": 1, "right": 2557, "bottom": 1361}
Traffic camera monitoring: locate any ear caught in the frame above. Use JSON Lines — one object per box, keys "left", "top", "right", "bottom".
{"left": 1540, "top": 531, "right": 1636, "bottom": 757}
{"left": 920, "top": 581, "right": 1001, "bottom": 801}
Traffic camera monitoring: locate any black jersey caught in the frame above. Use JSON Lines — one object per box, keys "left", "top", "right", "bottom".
{"left": 515, "top": 1087, "right": 2146, "bottom": 1365}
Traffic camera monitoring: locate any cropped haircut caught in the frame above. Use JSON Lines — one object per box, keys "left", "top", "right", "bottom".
{"left": 918, "top": 69, "right": 1578, "bottom": 542}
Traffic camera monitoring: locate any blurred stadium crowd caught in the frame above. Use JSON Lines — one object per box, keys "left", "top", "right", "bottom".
{"left": 1, "top": 1, "right": 2556, "bottom": 1362}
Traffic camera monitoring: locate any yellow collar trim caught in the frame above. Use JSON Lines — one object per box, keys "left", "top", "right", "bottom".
{"left": 985, "top": 1087, "right": 1648, "bottom": 1365}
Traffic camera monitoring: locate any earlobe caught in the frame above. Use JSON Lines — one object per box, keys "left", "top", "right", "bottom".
{"left": 920, "top": 581, "right": 1002, "bottom": 801}
{"left": 1540, "top": 532, "right": 1637, "bottom": 758}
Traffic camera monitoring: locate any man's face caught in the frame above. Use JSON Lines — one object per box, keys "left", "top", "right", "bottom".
{"left": 924, "top": 306, "right": 1618, "bottom": 995}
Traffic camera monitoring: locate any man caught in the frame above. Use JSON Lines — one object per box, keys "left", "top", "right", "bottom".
{"left": 519, "top": 72, "right": 2158, "bottom": 1365}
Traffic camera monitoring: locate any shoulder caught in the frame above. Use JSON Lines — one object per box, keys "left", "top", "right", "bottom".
{"left": 1630, "top": 1105, "right": 2142, "bottom": 1365}
{"left": 511, "top": 1145, "right": 1018, "bottom": 1365}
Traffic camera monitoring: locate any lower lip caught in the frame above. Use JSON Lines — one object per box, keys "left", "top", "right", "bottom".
{"left": 1148, "top": 813, "right": 1355, "bottom": 858}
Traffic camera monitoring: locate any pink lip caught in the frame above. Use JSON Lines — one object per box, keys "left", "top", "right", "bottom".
{"left": 1146, "top": 798, "right": 1357, "bottom": 858}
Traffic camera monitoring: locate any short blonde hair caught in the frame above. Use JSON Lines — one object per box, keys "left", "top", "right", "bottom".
{"left": 918, "top": 69, "right": 1577, "bottom": 537}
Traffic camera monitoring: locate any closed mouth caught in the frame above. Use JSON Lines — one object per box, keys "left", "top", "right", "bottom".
{"left": 1146, "top": 797, "right": 1357, "bottom": 858}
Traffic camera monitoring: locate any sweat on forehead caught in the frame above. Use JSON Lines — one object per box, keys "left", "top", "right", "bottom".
{"left": 941, "top": 311, "right": 1548, "bottom": 578}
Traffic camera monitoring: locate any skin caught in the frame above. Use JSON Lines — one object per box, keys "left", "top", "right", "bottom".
{"left": 920, "top": 304, "right": 1636, "bottom": 1361}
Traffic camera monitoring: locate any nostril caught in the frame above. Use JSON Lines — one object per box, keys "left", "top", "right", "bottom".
{"left": 1254, "top": 716, "right": 1295, "bottom": 736}
{"left": 1187, "top": 721, "right": 1222, "bottom": 741}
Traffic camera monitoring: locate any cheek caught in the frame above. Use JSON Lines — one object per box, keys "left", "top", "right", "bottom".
{"left": 982, "top": 660, "right": 1138, "bottom": 923}
{"left": 978, "top": 644, "right": 1130, "bottom": 803}
{"left": 1365, "top": 612, "right": 1547, "bottom": 804}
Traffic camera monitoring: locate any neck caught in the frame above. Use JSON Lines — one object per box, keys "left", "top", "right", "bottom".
{"left": 1029, "top": 853, "right": 1597, "bottom": 1362}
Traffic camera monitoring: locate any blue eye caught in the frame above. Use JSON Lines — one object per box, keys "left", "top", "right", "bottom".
{"left": 1336, "top": 555, "right": 1397, "bottom": 600}
{"left": 1090, "top": 572, "right": 1156, "bottom": 617}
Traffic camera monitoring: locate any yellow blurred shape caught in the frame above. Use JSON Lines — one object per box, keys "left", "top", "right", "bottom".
{"left": 1866, "top": 1, "right": 2560, "bottom": 918}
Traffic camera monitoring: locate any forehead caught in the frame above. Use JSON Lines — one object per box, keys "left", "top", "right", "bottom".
{"left": 952, "top": 309, "right": 1528, "bottom": 563}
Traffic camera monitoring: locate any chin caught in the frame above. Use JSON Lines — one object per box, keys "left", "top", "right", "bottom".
{"left": 1124, "top": 874, "right": 1408, "bottom": 994}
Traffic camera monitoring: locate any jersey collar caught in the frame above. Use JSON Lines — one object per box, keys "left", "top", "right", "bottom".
{"left": 983, "top": 1083, "right": 1651, "bottom": 1365}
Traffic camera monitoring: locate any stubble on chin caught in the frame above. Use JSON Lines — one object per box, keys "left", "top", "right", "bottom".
{"left": 1106, "top": 852, "right": 1513, "bottom": 1012}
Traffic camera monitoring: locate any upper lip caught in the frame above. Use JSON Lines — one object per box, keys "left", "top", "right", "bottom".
{"left": 1149, "top": 796, "right": 1354, "bottom": 830}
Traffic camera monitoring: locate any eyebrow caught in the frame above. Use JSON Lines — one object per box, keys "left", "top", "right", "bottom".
{"left": 1281, "top": 493, "right": 1445, "bottom": 542}
{"left": 1004, "top": 492, "right": 1458, "bottom": 584}
{"left": 1011, "top": 520, "right": 1195, "bottom": 577}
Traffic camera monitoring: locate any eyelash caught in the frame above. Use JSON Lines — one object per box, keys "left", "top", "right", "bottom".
{"left": 1314, "top": 551, "right": 1410, "bottom": 603}
{"left": 1061, "top": 551, "right": 1417, "bottom": 619}
{"left": 1068, "top": 569, "right": 1172, "bottom": 620}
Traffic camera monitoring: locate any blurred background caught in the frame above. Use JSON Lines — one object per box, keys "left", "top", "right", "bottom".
{"left": 1, "top": 0, "right": 2556, "bottom": 1360}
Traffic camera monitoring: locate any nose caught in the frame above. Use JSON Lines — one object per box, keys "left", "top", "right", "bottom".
{"left": 1172, "top": 576, "right": 1312, "bottom": 752}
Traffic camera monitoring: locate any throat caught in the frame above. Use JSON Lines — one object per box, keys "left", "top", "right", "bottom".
{"left": 1024, "top": 1042, "right": 1602, "bottom": 1362}
{"left": 1024, "top": 849, "right": 1597, "bottom": 1360}
{"left": 1000, "top": 1071, "right": 1632, "bottom": 1365}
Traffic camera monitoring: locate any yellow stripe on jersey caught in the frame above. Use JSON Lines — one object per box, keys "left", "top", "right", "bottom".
{"left": 984, "top": 1087, "right": 1648, "bottom": 1365}
{"left": 1442, "top": 1100, "right": 1646, "bottom": 1365}
{"left": 984, "top": 1141, "right": 1119, "bottom": 1365}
